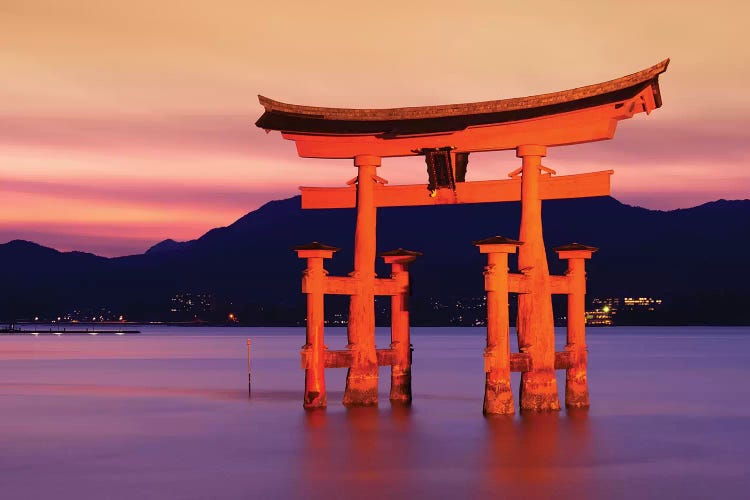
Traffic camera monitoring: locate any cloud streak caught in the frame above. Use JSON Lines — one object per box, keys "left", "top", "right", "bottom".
{"left": 2, "top": 1, "right": 749, "bottom": 255}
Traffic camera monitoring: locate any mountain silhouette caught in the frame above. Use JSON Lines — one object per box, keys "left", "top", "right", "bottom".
{"left": 1, "top": 196, "right": 748, "bottom": 324}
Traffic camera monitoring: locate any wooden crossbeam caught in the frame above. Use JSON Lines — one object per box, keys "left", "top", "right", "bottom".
{"left": 507, "top": 351, "right": 582, "bottom": 372}
{"left": 554, "top": 351, "right": 574, "bottom": 370}
{"left": 303, "top": 350, "right": 580, "bottom": 371}
{"left": 301, "top": 349, "right": 399, "bottom": 369}
{"left": 307, "top": 267, "right": 570, "bottom": 295}
{"left": 321, "top": 276, "right": 355, "bottom": 295}
{"left": 302, "top": 276, "right": 404, "bottom": 296}
{"left": 550, "top": 275, "right": 572, "bottom": 295}
{"left": 301, "top": 170, "right": 613, "bottom": 209}
{"left": 312, "top": 349, "right": 398, "bottom": 369}
{"left": 509, "top": 273, "right": 530, "bottom": 294}
{"left": 510, "top": 352, "right": 532, "bottom": 372}
{"left": 507, "top": 274, "right": 572, "bottom": 295}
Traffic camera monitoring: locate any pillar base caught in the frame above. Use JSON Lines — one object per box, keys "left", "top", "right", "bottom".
{"left": 483, "top": 376, "right": 515, "bottom": 415}
{"left": 389, "top": 369, "right": 412, "bottom": 405}
{"left": 564, "top": 349, "right": 589, "bottom": 408}
{"left": 520, "top": 370, "right": 561, "bottom": 412}
{"left": 303, "top": 391, "right": 327, "bottom": 409}
{"left": 565, "top": 371, "right": 589, "bottom": 408}
{"left": 343, "top": 367, "right": 378, "bottom": 407}
{"left": 303, "top": 370, "right": 327, "bottom": 409}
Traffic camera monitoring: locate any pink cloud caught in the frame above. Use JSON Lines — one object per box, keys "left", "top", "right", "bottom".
{"left": 0, "top": 114, "right": 288, "bottom": 157}
{"left": 0, "top": 177, "right": 293, "bottom": 212}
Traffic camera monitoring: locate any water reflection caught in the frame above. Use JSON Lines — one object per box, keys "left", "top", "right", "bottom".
{"left": 481, "top": 410, "right": 590, "bottom": 498}
{"left": 2, "top": 327, "right": 749, "bottom": 499}
{"left": 301, "top": 407, "right": 415, "bottom": 498}
{"left": 298, "top": 404, "right": 592, "bottom": 499}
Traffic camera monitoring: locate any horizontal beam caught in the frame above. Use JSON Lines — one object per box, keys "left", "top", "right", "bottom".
{"left": 555, "top": 350, "right": 573, "bottom": 370}
{"left": 510, "top": 352, "right": 532, "bottom": 372}
{"left": 321, "top": 276, "right": 355, "bottom": 295}
{"left": 555, "top": 349, "right": 587, "bottom": 370}
{"left": 301, "top": 170, "right": 612, "bottom": 209}
{"left": 510, "top": 274, "right": 573, "bottom": 295}
{"left": 318, "top": 348, "right": 398, "bottom": 368}
{"left": 550, "top": 275, "right": 572, "bottom": 295}
{"left": 302, "top": 276, "right": 405, "bottom": 296}
{"left": 303, "top": 349, "right": 582, "bottom": 370}
{"left": 505, "top": 351, "right": 588, "bottom": 372}
{"left": 509, "top": 273, "right": 530, "bottom": 294}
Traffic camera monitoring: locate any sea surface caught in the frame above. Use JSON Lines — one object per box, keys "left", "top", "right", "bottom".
{"left": 1, "top": 326, "right": 749, "bottom": 499}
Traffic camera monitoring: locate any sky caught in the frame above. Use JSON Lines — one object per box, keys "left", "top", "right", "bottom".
{"left": 2, "top": 0, "right": 749, "bottom": 256}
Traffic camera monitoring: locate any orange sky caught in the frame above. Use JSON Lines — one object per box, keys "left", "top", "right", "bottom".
{"left": 2, "top": 1, "right": 749, "bottom": 256}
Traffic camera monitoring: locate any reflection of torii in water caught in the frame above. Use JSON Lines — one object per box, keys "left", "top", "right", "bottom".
{"left": 256, "top": 59, "right": 669, "bottom": 415}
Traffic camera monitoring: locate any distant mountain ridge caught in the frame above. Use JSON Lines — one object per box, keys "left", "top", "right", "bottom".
{"left": 1, "top": 196, "right": 749, "bottom": 324}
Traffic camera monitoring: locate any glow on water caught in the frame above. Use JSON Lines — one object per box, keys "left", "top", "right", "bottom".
{"left": 0, "top": 325, "right": 748, "bottom": 499}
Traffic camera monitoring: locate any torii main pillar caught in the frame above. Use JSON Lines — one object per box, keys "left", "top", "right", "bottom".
{"left": 516, "top": 145, "right": 560, "bottom": 411}
{"left": 343, "top": 155, "right": 380, "bottom": 406}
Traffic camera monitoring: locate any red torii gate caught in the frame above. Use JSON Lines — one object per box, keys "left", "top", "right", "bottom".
{"left": 256, "top": 59, "right": 668, "bottom": 414}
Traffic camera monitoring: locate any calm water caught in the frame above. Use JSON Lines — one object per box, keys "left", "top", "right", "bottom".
{"left": 1, "top": 326, "right": 749, "bottom": 499}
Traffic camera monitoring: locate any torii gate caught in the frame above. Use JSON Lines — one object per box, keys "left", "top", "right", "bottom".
{"left": 256, "top": 59, "right": 668, "bottom": 414}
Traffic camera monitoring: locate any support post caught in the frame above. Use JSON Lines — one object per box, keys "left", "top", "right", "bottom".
{"left": 515, "top": 145, "right": 560, "bottom": 411}
{"left": 247, "top": 339, "right": 253, "bottom": 397}
{"left": 475, "top": 236, "right": 522, "bottom": 415}
{"left": 555, "top": 243, "right": 597, "bottom": 408}
{"left": 295, "top": 242, "right": 339, "bottom": 409}
{"left": 344, "top": 155, "right": 381, "bottom": 407}
{"left": 381, "top": 249, "right": 421, "bottom": 405}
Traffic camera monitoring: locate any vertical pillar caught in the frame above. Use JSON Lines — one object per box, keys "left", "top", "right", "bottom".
{"left": 555, "top": 243, "right": 597, "bottom": 408}
{"left": 381, "top": 249, "right": 421, "bottom": 405}
{"left": 247, "top": 339, "right": 253, "bottom": 397}
{"left": 295, "top": 242, "right": 339, "bottom": 409}
{"left": 475, "top": 236, "right": 521, "bottom": 415}
{"left": 344, "top": 155, "right": 381, "bottom": 406}
{"left": 515, "top": 145, "right": 560, "bottom": 411}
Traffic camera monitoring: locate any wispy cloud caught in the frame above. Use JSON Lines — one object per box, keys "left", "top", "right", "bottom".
{"left": 2, "top": 0, "right": 748, "bottom": 255}
{"left": 0, "top": 176, "right": 291, "bottom": 212}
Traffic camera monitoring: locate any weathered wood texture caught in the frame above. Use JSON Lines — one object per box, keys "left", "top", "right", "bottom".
{"left": 300, "top": 349, "right": 398, "bottom": 369}
{"left": 302, "top": 275, "right": 404, "bottom": 296}
{"left": 478, "top": 244, "right": 517, "bottom": 415}
{"left": 555, "top": 248, "right": 595, "bottom": 408}
{"left": 383, "top": 255, "right": 417, "bottom": 404}
{"left": 298, "top": 255, "right": 329, "bottom": 408}
{"left": 510, "top": 353, "right": 533, "bottom": 373}
{"left": 516, "top": 146, "right": 561, "bottom": 411}
{"left": 343, "top": 158, "right": 380, "bottom": 407}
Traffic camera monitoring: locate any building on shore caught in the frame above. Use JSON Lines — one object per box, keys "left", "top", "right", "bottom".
{"left": 586, "top": 296, "right": 663, "bottom": 326}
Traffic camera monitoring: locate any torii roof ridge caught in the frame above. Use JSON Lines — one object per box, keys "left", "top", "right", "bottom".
{"left": 256, "top": 59, "right": 668, "bottom": 136}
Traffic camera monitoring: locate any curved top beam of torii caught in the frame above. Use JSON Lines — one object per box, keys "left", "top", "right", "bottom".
{"left": 255, "top": 59, "right": 669, "bottom": 159}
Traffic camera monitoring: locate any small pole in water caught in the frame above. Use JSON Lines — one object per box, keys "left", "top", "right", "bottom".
{"left": 247, "top": 339, "right": 253, "bottom": 397}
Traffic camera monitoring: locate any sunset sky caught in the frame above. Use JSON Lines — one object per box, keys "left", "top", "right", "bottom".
{"left": 2, "top": 0, "right": 749, "bottom": 256}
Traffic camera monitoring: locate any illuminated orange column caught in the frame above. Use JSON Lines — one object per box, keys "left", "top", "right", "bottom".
{"left": 516, "top": 145, "right": 560, "bottom": 412}
{"left": 475, "top": 236, "right": 521, "bottom": 415}
{"left": 295, "top": 242, "right": 339, "bottom": 409}
{"left": 344, "top": 155, "right": 380, "bottom": 407}
{"left": 555, "top": 243, "right": 597, "bottom": 408}
{"left": 381, "top": 249, "right": 421, "bottom": 404}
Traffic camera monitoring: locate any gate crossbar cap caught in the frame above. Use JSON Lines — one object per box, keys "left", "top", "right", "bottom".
{"left": 554, "top": 242, "right": 598, "bottom": 260}
{"left": 380, "top": 248, "right": 422, "bottom": 264}
{"left": 473, "top": 235, "right": 523, "bottom": 254}
{"left": 293, "top": 241, "right": 340, "bottom": 259}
